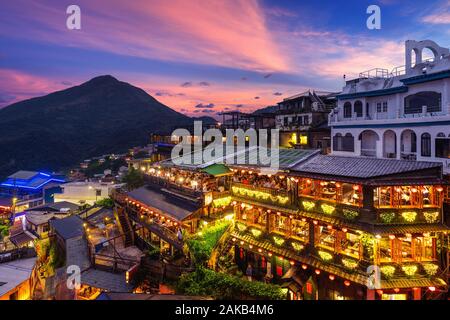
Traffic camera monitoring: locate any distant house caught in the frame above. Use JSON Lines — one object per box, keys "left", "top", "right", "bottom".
{"left": 276, "top": 90, "right": 337, "bottom": 152}
{"left": 0, "top": 257, "right": 36, "bottom": 300}
{"left": 49, "top": 215, "right": 90, "bottom": 271}
{"left": 24, "top": 202, "right": 79, "bottom": 239}
{"left": 0, "top": 171, "right": 66, "bottom": 214}
{"left": 54, "top": 181, "right": 124, "bottom": 206}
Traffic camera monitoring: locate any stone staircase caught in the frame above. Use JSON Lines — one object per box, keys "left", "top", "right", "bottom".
{"left": 208, "top": 223, "right": 234, "bottom": 271}
{"left": 113, "top": 206, "right": 134, "bottom": 247}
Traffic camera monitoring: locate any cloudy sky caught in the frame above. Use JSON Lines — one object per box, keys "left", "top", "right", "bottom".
{"left": 0, "top": 0, "right": 449, "bottom": 116}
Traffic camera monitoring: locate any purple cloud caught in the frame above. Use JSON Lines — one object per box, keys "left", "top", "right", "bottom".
{"left": 195, "top": 103, "right": 215, "bottom": 109}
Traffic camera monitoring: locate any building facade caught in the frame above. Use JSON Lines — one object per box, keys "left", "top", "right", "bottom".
{"left": 0, "top": 171, "right": 65, "bottom": 214}
{"left": 54, "top": 181, "right": 123, "bottom": 206}
{"left": 277, "top": 91, "right": 337, "bottom": 153}
{"left": 114, "top": 146, "right": 449, "bottom": 300}
{"left": 329, "top": 40, "right": 450, "bottom": 174}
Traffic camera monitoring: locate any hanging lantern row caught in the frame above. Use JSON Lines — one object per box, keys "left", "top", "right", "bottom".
{"left": 232, "top": 237, "right": 355, "bottom": 288}
{"left": 126, "top": 198, "right": 178, "bottom": 226}
{"left": 233, "top": 200, "right": 350, "bottom": 234}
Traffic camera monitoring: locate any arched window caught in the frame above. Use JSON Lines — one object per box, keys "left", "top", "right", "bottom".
{"left": 404, "top": 91, "right": 442, "bottom": 114}
{"left": 354, "top": 101, "right": 363, "bottom": 117}
{"left": 343, "top": 133, "right": 355, "bottom": 152}
{"left": 333, "top": 133, "right": 354, "bottom": 152}
{"left": 421, "top": 133, "right": 431, "bottom": 157}
{"left": 436, "top": 134, "right": 450, "bottom": 159}
{"left": 333, "top": 133, "right": 343, "bottom": 151}
{"left": 343, "top": 102, "right": 352, "bottom": 118}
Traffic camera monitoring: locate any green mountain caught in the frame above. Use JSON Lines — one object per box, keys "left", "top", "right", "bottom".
{"left": 0, "top": 75, "right": 194, "bottom": 177}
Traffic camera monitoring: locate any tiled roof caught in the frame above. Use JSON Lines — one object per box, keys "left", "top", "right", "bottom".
{"left": 50, "top": 215, "right": 84, "bottom": 240}
{"left": 373, "top": 223, "right": 450, "bottom": 235}
{"left": 127, "top": 186, "right": 201, "bottom": 221}
{"left": 81, "top": 269, "right": 133, "bottom": 293}
{"left": 380, "top": 277, "right": 447, "bottom": 289}
{"left": 291, "top": 155, "right": 442, "bottom": 179}
{"left": 9, "top": 231, "right": 36, "bottom": 246}
{"left": 0, "top": 257, "right": 36, "bottom": 296}
{"left": 29, "top": 201, "right": 80, "bottom": 213}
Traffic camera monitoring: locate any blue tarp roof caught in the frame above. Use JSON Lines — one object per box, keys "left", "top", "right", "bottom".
{"left": 1, "top": 171, "right": 65, "bottom": 190}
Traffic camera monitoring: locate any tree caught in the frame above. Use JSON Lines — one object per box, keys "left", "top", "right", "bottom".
{"left": 95, "top": 197, "right": 114, "bottom": 208}
{"left": 122, "top": 167, "right": 144, "bottom": 190}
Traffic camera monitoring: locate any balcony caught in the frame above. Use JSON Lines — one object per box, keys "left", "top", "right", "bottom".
{"left": 144, "top": 175, "right": 203, "bottom": 204}
{"left": 298, "top": 197, "right": 363, "bottom": 222}
{"left": 400, "top": 152, "right": 417, "bottom": 161}
{"left": 375, "top": 208, "right": 441, "bottom": 224}
{"left": 361, "top": 148, "right": 377, "bottom": 157}
{"left": 230, "top": 183, "right": 291, "bottom": 207}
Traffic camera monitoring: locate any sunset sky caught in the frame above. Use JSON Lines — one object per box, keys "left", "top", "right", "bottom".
{"left": 1, "top": 0, "right": 449, "bottom": 116}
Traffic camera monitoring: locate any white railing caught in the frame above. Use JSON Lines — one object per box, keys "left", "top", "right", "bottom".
{"left": 361, "top": 149, "right": 376, "bottom": 157}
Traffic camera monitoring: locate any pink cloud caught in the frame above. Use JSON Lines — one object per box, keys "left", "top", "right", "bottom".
{"left": 130, "top": 74, "right": 303, "bottom": 116}
{"left": 0, "top": 69, "right": 69, "bottom": 107}
{"left": 274, "top": 27, "right": 406, "bottom": 79}
{"left": 423, "top": 12, "right": 450, "bottom": 24}
{"left": 422, "top": 0, "right": 450, "bottom": 24}
{"left": 1, "top": 0, "right": 288, "bottom": 73}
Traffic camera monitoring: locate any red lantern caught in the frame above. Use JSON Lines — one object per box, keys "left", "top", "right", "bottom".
{"left": 329, "top": 275, "right": 335, "bottom": 281}
{"left": 394, "top": 288, "right": 400, "bottom": 293}
{"left": 301, "top": 264, "right": 307, "bottom": 270}
{"left": 315, "top": 269, "right": 321, "bottom": 275}
{"left": 344, "top": 280, "right": 351, "bottom": 287}
{"left": 429, "top": 286, "right": 436, "bottom": 292}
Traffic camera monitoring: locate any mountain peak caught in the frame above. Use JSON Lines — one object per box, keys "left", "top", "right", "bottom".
{"left": 85, "top": 75, "right": 120, "bottom": 86}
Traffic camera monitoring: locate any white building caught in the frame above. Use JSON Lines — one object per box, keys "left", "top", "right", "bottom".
{"left": 329, "top": 39, "right": 450, "bottom": 173}
{"left": 54, "top": 181, "right": 124, "bottom": 206}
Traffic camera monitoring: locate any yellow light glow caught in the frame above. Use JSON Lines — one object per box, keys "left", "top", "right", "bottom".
{"left": 299, "top": 135, "right": 308, "bottom": 145}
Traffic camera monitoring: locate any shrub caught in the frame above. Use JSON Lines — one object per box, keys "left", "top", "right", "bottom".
{"left": 380, "top": 265, "right": 396, "bottom": 279}
{"left": 95, "top": 197, "right": 114, "bottom": 208}
{"left": 187, "top": 221, "right": 230, "bottom": 265}
{"left": 177, "top": 267, "right": 286, "bottom": 300}
{"left": 422, "top": 263, "right": 439, "bottom": 276}
{"left": 379, "top": 212, "right": 395, "bottom": 223}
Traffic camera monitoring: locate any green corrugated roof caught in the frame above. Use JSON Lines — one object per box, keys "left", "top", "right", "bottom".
{"left": 160, "top": 145, "right": 320, "bottom": 171}
{"left": 201, "top": 164, "right": 232, "bottom": 177}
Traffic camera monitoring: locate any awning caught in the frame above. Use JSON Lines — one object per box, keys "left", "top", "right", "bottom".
{"left": 81, "top": 268, "right": 133, "bottom": 292}
{"left": 9, "top": 231, "right": 35, "bottom": 247}
{"left": 201, "top": 164, "right": 232, "bottom": 177}
{"left": 127, "top": 186, "right": 201, "bottom": 221}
